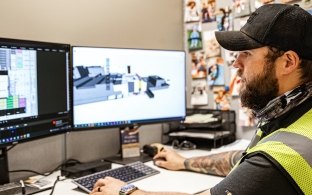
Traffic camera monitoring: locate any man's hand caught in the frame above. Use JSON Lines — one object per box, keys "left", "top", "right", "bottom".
{"left": 89, "top": 176, "right": 126, "bottom": 195}
{"left": 153, "top": 148, "right": 186, "bottom": 171}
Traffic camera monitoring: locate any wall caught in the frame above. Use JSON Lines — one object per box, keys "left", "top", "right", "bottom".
{"left": 184, "top": 0, "right": 259, "bottom": 140}
{"left": 0, "top": 0, "right": 184, "bottom": 181}
{"left": 183, "top": 0, "right": 311, "bottom": 140}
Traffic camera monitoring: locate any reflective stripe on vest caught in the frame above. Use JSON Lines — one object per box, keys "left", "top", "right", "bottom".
{"left": 247, "top": 132, "right": 312, "bottom": 195}
{"left": 235, "top": 108, "right": 312, "bottom": 194}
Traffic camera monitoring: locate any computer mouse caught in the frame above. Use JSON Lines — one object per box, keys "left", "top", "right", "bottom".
{"left": 143, "top": 143, "right": 164, "bottom": 157}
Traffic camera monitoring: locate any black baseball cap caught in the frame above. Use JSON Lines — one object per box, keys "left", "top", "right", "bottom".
{"left": 215, "top": 4, "right": 312, "bottom": 60}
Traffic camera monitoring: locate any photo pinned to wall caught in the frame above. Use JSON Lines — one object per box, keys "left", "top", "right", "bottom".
{"left": 238, "top": 101, "right": 257, "bottom": 127}
{"left": 232, "top": 0, "right": 251, "bottom": 18}
{"left": 255, "top": 0, "right": 275, "bottom": 9}
{"left": 279, "top": 0, "right": 301, "bottom": 4}
{"left": 229, "top": 67, "right": 241, "bottom": 97}
{"left": 224, "top": 49, "right": 238, "bottom": 66}
{"left": 216, "top": 7, "right": 233, "bottom": 31}
{"left": 207, "top": 57, "right": 225, "bottom": 86}
{"left": 191, "top": 52, "right": 208, "bottom": 79}
{"left": 213, "top": 86, "right": 231, "bottom": 110}
{"left": 240, "top": 17, "right": 248, "bottom": 27}
{"left": 203, "top": 30, "right": 220, "bottom": 58}
{"left": 236, "top": 16, "right": 248, "bottom": 30}
{"left": 185, "top": 0, "right": 201, "bottom": 23}
{"left": 201, "top": 0, "right": 217, "bottom": 23}
{"left": 187, "top": 23, "right": 203, "bottom": 52}
{"left": 301, "top": 0, "right": 312, "bottom": 8}
{"left": 191, "top": 78, "right": 208, "bottom": 106}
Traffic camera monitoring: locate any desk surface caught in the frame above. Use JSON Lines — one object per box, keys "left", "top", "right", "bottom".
{"left": 36, "top": 139, "right": 250, "bottom": 195}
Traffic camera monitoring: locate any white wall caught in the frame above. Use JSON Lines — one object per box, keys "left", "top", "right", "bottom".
{"left": 0, "top": 0, "right": 184, "bottom": 181}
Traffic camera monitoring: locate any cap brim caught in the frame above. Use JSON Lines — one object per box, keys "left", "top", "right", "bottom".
{"left": 215, "top": 31, "right": 263, "bottom": 51}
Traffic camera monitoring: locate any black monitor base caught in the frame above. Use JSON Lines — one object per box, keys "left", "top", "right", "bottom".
{"left": 105, "top": 153, "right": 153, "bottom": 165}
{"left": 0, "top": 148, "right": 9, "bottom": 184}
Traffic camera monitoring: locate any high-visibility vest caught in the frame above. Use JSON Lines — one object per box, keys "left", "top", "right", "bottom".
{"left": 233, "top": 108, "right": 312, "bottom": 195}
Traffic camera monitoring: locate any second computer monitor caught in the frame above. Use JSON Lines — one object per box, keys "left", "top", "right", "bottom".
{"left": 72, "top": 46, "right": 186, "bottom": 129}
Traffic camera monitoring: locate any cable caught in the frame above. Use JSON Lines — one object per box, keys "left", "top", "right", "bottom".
{"left": 6, "top": 144, "right": 18, "bottom": 152}
{"left": 9, "top": 169, "right": 46, "bottom": 176}
{"left": 20, "top": 180, "right": 26, "bottom": 195}
{"left": 49, "top": 176, "right": 59, "bottom": 195}
{"left": 9, "top": 158, "right": 82, "bottom": 176}
{"left": 45, "top": 158, "right": 82, "bottom": 176}
{"left": 6, "top": 140, "right": 82, "bottom": 176}
{"left": 8, "top": 159, "right": 79, "bottom": 195}
{"left": 49, "top": 176, "right": 68, "bottom": 195}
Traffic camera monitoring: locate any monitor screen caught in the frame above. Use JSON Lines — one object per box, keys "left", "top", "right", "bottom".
{"left": 72, "top": 46, "right": 186, "bottom": 129}
{"left": 0, "top": 38, "right": 72, "bottom": 147}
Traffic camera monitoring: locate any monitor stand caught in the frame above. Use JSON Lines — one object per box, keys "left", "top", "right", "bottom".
{"left": 0, "top": 147, "right": 10, "bottom": 184}
{"left": 105, "top": 126, "right": 153, "bottom": 165}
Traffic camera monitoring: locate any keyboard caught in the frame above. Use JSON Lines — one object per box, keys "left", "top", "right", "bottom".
{"left": 0, "top": 182, "right": 43, "bottom": 195}
{"left": 72, "top": 161, "right": 160, "bottom": 193}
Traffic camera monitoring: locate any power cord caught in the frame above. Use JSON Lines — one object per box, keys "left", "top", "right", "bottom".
{"left": 6, "top": 142, "right": 81, "bottom": 176}
{"left": 8, "top": 159, "right": 79, "bottom": 195}
{"left": 49, "top": 175, "right": 68, "bottom": 195}
{"left": 9, "top": 158, "right": 81, "bottom": 176}
{"left": 6, "top": 144, "right": 18, "bottom": 152}
{"left": 9, "top": 158, "right": 80, "bottom": 194}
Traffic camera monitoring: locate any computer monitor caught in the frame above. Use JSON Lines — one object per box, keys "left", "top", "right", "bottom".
{"left": 0, "top": 38, "right": 72, "bottom": 184}
{"left": 72, "top": 46, "right": 186, "bottom": 129}
{"left": 72, "top": 46, "right": 186, "bottom": 163}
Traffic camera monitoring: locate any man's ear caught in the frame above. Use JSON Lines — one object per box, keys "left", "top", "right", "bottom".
{"left": 280, "top": 50, "right": 300, "bottom": 75}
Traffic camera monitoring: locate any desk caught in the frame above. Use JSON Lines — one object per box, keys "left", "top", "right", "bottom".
{"left": 36, "top": 139, "right": 250, "bottom": 195}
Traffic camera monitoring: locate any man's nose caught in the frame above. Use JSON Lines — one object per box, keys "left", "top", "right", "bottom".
{"left": 232, "top": 54, "right": 243, "bottom": 69}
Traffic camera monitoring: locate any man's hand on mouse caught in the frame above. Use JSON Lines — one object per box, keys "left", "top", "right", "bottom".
{"left": 153, "top": 148, "right": 186, "bottom": 171}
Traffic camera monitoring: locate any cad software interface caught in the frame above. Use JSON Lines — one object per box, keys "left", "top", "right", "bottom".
{"left": 72, "top": 47, "right": 186, "bottom": 128}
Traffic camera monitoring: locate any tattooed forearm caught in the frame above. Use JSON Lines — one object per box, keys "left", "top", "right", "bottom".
{"left": 184, "top": 150, "right": 244, "bottom": 177}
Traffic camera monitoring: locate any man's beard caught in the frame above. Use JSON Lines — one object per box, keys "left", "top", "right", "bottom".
{"left": 238, "top": 60, "right": 279, "bottom": 112}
